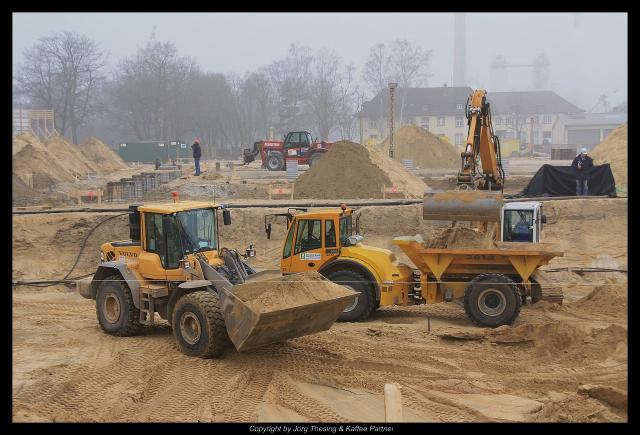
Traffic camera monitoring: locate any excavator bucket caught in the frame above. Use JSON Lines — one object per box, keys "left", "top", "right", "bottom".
{"left": 196, "top": 258, "right": 356, "bottom": 352}
{"left": 423, "top": 190, "right": 503, "bottom": 222}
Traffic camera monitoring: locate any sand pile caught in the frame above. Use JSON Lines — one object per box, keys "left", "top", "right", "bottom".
{"left": 293, "top": 141, "right": 428, "bottom": 199}
{"left": 376, "top": 125, "right": 460, "bottom": 169}
{"left": 79, "top": 137, "right": 128, "bottom": 173}
{"left": 590, "top": 123, "right": 627, "bottom": 191}
{"left": 13, "top": 144, "right": 75, "bottom": 184}
{"left": 44, "top": 135, "right": 99, "bottom": 177}
{"left": 13, "top": 173, "right": 37, "bottom": 200}
{"left": 13, "top": 132, "right": 44, "bottom": 155}
{"left": 424, "top": 227, "right": 495, "bottom": 249}
{"left": 233, "top": 271, "right": 355, "bottom": 313}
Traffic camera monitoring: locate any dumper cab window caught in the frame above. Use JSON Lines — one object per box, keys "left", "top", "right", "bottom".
{"left": 503, "top": 209, "right": 533, "bottom": 242}
{"left": 282, "top": 222, "right": 296, "bottom": 259}
{"left": 294, "top": 219, "right": 322, "bottom": 254}
{"left": 339, "top": 215, "right": 353, "bottom": 246}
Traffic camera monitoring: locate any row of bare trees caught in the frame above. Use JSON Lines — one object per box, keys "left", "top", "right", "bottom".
{"left": 14, "top": 32, "right": 433, "bottom": 157}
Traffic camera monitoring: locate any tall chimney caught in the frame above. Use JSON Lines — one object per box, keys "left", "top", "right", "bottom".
{"left": 453, "top": 13, "right": 466, "bottom": 87}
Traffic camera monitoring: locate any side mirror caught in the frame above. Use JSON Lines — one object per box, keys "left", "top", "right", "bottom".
{"left": 266, "top": 223, "right": 272, "bottom": 240}
{"left": 541, "top": 215, "right": 547, "bottom": 224}
{"left": 223, "top": 209, "right": 231, "bottom": 225}
{"left": 313, "top": 137, "right": 318, "bottom": 142}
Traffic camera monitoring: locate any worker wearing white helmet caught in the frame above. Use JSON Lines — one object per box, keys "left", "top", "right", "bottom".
{"left": 571, "top": 146, "right": 593, "bottom": 196}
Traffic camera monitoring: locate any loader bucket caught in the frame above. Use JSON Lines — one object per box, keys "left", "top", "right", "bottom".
{"left": 423, "top": 190, "right": 503, "bottom": 222}
{"left": 217, "top": 271, "right": 357, "bottom": 352}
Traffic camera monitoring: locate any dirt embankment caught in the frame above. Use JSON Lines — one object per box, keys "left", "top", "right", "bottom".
{"left": 376, "top": 125, "right": 460, "bottom": 169}
{"left": 589, "top": 123, "right": 627, "bottom": 192}
{"left": 79, "top": 137, "right": 128, "bottom": 173}
{"left": 293, "top": 141, "right": 428, "bottom": 199}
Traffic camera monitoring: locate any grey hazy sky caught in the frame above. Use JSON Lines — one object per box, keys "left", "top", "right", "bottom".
{"left": 13, "top": 12, "right": 627, "bottom": 110}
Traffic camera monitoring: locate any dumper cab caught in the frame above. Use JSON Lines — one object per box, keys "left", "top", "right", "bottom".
{"left": 268, "top": 206, "right": 414, "bottom": 322}
{"left": 500, "top": 202, "right": 546, "bottom": 243}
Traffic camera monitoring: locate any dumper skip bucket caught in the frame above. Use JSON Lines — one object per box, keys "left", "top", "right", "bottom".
{"left": 197, "top": 260, "right": 357, "bottom": 352}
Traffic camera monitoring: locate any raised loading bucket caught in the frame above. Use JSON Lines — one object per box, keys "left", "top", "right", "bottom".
{"left": 423, "top": 190, "right": 503, "bottom": 222}
{"left": 196, "top": 258, "right": 356, "bottom": 352}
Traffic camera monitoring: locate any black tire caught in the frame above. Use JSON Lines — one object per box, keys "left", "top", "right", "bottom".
{"left": 96, "top": 274, "right": 142, "bottom": 336}
{"left": 172, "top": 291, "right": 229, "bottom": 358}
{"left": 463, "top": 274, "right": 522, "bottom": 327}
{"left": 308, "top": 153, "right": 322, "bottom": 167}
{"left": 266, "top": 153, "right": 284, "bottom": 171}
{"left": 326, "top": 270, "right": 375, "bottom": 322}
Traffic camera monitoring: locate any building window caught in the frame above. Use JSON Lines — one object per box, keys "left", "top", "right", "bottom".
{"left": 505, "top": 116, "right": 513, "bottom": 125}
{"left": 455, "top": 117, "right": 464, "bottom": 128}
{"left": 456, "top": 103, "right": 464, "bottom": 110}
{"left": 455, "top": 133, "right": 464, "bottom": 145}
{"left": 420, "top": 116, "right": 429, "bottom": 130}
{"left": 543, "top": 115, "right": 552, "bottom": 124}
{"left": 368, "top": 119, "right": 376, "bottom": 128}
{"left": 437, "top": 116, "right": 446, "bottom": 126}
{"left": 496, "top": 117, "right": 503, "bottom": 125}
{"left": 543, "top": 131, "right": 552, "bottom": 144}
{"left": 530, "top": 116, "right": 538, "bottom": 124}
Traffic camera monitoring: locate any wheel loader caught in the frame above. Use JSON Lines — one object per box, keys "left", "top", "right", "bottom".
{"left": 77, "top": 201, "right": 356, "bottom": 358}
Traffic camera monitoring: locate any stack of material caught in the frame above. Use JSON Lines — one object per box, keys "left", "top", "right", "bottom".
{"left": 376, "top": 125, "right": 460, "bottom": 169}
{"left": 293, "top": 141, "right": 428, "bottom": 199}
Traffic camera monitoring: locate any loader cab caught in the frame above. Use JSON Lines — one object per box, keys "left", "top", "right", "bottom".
{"left": 283, "top": 131, "right": 313, "bottom": 159}
{"left": 500, "top": 202, "right": 546, "bottom": 243}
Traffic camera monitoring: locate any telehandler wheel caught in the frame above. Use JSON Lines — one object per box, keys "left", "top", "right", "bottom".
{"left": 172, "top": 291, "right": 230, "bottom": 358}
{"left": 308, "top": 153, "right": 322, "bottom": 167}
{"left": 463, "top": 274, "right": 522, "bottom": 327}
{"left": 266, "top": 153, "right": 284, "bottom": 171}
{"left": 326, "top": 270, "right": 375, "bottom": 322}
{"left": 96, "top": 275, "right": 142, "bottom": 336}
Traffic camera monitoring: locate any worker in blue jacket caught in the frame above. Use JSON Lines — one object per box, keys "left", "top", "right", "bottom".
{"left": 572, "top": 147, "right": 593, "bottom": 195}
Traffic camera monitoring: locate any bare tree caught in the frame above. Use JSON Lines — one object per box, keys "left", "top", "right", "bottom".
{"left": 362, "top": 43, "right": 392, "bottom": 136}
{"left": 16, "top": 32, "right": 107, "bottom": 143}
{"left": 388, "top": 40, "right": 433, "bottom": 125}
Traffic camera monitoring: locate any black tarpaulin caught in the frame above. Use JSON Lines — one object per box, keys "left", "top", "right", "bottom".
{"left": 514, "top": 164, "right": 617, "bottom": 197}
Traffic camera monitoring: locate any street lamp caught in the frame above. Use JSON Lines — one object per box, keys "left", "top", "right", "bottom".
{"left": 388, "top": 82, "right": 398, "bottom": 159}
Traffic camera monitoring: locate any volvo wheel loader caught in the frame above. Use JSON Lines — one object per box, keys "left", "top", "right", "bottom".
{"left": 77, "top": 201, "right": 356, "bottom": 358}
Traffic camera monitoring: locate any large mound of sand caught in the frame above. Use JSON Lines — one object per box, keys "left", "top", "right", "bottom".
{"left": 13, "top": 132, "right": 44, "bottom": 155}
{"left": 590, "top": 123, "right": 627, "bottom": 191}
{"left": 79, "top": 137, "right": 128, "bottom": 173}
{"left": 376, "top": 125, "right": 460, "bottom": 169}
{"left": 13, "top": 144, "right": 75, "bottom": 184}
{"left": 294, "top": 141, "right": 428, "bottom": 199}
{"left": 44, "top": 135, "right": 99, "bottom": 177}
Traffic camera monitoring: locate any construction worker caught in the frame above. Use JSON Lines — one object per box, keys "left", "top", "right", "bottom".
{"left": 192, "top": 138, "right": 202, "bottom": 176}
{"left": 572, "top": 147, "right": 593, "bottom": 196}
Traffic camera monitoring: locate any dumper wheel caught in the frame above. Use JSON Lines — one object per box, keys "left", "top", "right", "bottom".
{"left": 172, "top": 291, "right": 229, "bottom": 358}
{"left": 327, "top": 270, "right": 375, "bottom": 322}
{"left": 464, "top": 274, "right": 521, "bottom": 327}
{"left": 96, "top": 275, "right": 142, "bottom": 336}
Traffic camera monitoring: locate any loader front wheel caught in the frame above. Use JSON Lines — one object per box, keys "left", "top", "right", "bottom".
{"left": 266, "top": 153, "right": 285, "bottom": 171}
{"left": 172, "top": 291, "right": 229, "bottom": 358}
{"left": 326, "top": 270, "right": 374, "bottom": 322}
{"left": 96, "top": 275, "right": 142, "bottom": 336}
{"left": 464, "top": 274, "right": 521, "bottom": 327}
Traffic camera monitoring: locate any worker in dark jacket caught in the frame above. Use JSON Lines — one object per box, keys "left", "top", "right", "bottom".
{"left": 192, "top": 138, "right": 202, "bottom": 176}
{"left": 571, "top": 147, "right": 593, "bottom": 196}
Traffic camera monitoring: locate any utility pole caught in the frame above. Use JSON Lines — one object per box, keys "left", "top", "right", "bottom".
{"left": 388, "top": 82, "right": 397, "bottom": 159}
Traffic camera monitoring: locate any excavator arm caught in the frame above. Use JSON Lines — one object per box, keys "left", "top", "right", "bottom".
{"left": 458, "top": 90, "right": 505, "bottom": 191}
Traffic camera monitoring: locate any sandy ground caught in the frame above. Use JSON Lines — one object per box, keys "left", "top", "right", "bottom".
{"left": 12, "top": 179, "right": 627, "bottom": 422}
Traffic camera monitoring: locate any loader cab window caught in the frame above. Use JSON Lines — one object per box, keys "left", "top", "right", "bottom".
{"left": 339, "top": 216, "right": 353, "bottom": 246}
{"left": 145, "top": 213, "right": 167, "bottom": 265}
{"left": 503, "top": 209, "right": 534, "bottom": 243}
{"left": 285, "top": 132, "right": 302, "bottom": 148}
{"left": 294, "top": 219, "right": 322, "bottom": 254}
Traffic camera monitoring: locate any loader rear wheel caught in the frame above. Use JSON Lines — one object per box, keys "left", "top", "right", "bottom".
{"left": 172, "top": 291, "right": 229, "bottom": 358}
{"left": 266, "top": 153, "right": 284, "bottom": 171}
{"left": 326, "top": 270, "right": 374, "bottom": 322}
{"left": 464, "top": 274, "right": 521, "bottom": 327}
{"left": 96, "top": 275, "right": 142, "bottom": 336}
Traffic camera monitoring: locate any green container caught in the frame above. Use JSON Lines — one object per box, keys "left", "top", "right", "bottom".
{"left": 117, "top": 140, "right": 188, "bottom": 163}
